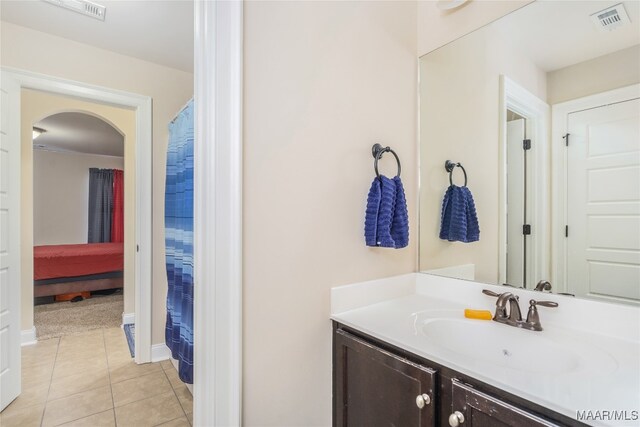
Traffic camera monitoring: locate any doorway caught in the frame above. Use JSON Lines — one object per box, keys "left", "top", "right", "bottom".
{"left": 505, "top": 110, "right": 530, "bottom": 288}
{"left": 499, "top": 76, "right": 550, "bottom": 289}
{"left": 29, "top": 99, "right": 133, "bottom": 341}
{"left": 0, "top": 69, "right": 153, "bottom": 412}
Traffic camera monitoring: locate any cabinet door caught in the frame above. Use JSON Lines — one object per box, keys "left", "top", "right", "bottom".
{"left": 334, "top": 329, "right": 436, "bottom": 427}
{"left": 449, "top": 379, "right": 561, "bottom": 427}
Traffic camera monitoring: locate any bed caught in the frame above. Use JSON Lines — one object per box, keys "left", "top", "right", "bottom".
{"left": 34, "top": 243, "right": 124, "bottom": 298}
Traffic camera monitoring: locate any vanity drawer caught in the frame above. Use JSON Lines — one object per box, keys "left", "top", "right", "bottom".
{"left": 334, "top": 329, "right": 437, "bottom": 427}
{"left": 449, "top": 379, "right": 561, "bottom": 427}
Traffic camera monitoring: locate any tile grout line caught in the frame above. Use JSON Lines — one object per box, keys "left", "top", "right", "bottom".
{"left": 40, "top": 336, "right": 61, "bottom": 427}
{"left": 152, "top": 414, "right": 188, "bottom": 427}
{"left": 41, "top": 330, "right": 113, "bottom": 427}
{"left": 102, "top": 328, "right": 118, "bottom": 427}
{"left": 40, "top": 329, "right": 130, "bottom": 427}
{"left": 165, "top": 366, "right": 189, "bottom": 419}
{"left": 45, "top": 380, "right": 109, "bottom": 404}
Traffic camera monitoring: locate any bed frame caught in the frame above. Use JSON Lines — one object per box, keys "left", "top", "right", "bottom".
{"left": 34, "top": 272, "right": 123, "bottom": 297}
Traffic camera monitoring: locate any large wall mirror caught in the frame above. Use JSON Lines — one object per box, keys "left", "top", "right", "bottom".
{"left": 419, "top": 1, "right": 640, "bottom": 305}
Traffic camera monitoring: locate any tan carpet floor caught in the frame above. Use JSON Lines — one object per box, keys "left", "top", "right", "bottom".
{"left": 34, "top": 293, "right": 123, "bottom": 340}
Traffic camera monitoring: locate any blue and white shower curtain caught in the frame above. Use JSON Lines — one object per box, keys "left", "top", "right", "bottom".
{"left": 165, "top": 99, "right": 194, "bottom": 384}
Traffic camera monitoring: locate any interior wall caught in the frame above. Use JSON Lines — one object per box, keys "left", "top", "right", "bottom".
{"left": 20, "top": 89, "right": 136, "bottom": 325}
{"left": 33, "top": 150, "right": 124, "bottom": 246}
{"left": 547, "top": 45, "right": 640, "bottom": 105}
{"left": 2, "top": 22, "right": 193, "bottom": 343}
{"left": 417, "top": 0, "right": 532, "bottom": 56}
{"left": 419, "top": 23, "right": 547, "bottom": 284}
{"left": 243, "top": 1, "right": 417, "bottom": 425}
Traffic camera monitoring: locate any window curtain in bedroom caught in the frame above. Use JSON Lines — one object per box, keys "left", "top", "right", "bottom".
{"left": 111, "top": 170, "right": 124, "bottom": 243}
{"left": 164, "top": 99, "right": 194, "bottom": 384}
{"left": 88, "top": 168, "right": 114, "bottom": 243}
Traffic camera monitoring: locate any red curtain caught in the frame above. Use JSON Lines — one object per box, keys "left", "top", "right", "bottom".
{"left": 111, "top": 170, "right": 124, "bottom": 243}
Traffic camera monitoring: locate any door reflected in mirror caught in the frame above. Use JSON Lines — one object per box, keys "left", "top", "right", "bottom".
{"left": 419, "top": 0, "right": 640, "bottom": 305}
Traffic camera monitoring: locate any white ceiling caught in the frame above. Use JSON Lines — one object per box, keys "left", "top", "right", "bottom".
{"left": 0, "top": 0, "right": 193, "bottom": 72}
{"left": 493, "top": 0, "right": 640, "bottom": 71}
{"left": 34, "top": 112, "right": 124, "bottom": 157}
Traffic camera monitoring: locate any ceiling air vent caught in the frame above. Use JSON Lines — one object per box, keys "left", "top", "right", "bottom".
{"left": 42, "top": 0, "right": 106, "bottom": 21}
{"left": 590, "top": 3, "right": 630, "bottom": 32}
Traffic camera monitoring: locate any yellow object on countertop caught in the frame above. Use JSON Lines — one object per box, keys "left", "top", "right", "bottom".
{"left": 464, "top": 309, "right": 493, "bottom": 320}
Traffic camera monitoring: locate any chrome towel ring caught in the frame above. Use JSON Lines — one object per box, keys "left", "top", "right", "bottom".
{"left": 372, "top": 143, "right": 401, "bottom": 178}
{"left": 445, "top": 160, "right": 467, "bottom": 187}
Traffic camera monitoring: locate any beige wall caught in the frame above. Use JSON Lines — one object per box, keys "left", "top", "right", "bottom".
{"left": 419, "top": 23, "right": 546, "bottom": 284}
{"left": 417, "top": 0, "right": 532, "bottom": 56}
{"left": 33, "top": 150, "right": 124, "bottom": 246}
{"left": 243, "top": 1, "right": 417, "bottom": 425}
{"left": 21, "top": 89, "right": 136, "bottom": 326}
{"left": 2, "top": 22, "right": 193, "bottom": 343}
{"left": 547, "top": 45, "right": 640, "bottom": 105}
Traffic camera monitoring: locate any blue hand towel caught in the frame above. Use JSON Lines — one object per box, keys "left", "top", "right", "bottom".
{"left": 365, "top": 175, "right": 409, "bottom": 248}
{"left": 439, "top": 185, "right": 480, "bottom": 243}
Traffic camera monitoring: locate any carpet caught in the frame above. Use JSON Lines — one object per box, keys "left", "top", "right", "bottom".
{"left": 34, "top": 292, "right": 123, "bottom": 340}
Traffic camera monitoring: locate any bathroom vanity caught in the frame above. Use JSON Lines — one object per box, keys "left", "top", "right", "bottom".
{"left": 333, "top": 324, "right": 579, "bottom": 427}
{"left": 331, "top": 274, "right": 640, "bottom": 427}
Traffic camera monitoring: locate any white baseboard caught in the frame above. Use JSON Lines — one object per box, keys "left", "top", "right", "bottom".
{"left": 122, "top": 312, "right": 135, "bottom": 326}
{"left": 21, "top": 327, "right": 37, "bottom": 346}
{"left": 151, "top": 343, "right": 171, "bottom": 362}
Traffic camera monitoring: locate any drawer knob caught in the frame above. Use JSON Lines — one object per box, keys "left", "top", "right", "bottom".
{"left": 415, "top": 393, "right": 431, "bottom": 408}
{"left": 449, "top": 411, "right": 465, "bottom": 426}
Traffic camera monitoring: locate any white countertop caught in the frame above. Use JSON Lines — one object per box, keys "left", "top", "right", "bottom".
{"left": 331, "top": 273, "right": 640, "bottom": 427}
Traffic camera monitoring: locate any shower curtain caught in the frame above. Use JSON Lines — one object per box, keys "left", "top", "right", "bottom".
{"left": 164, "top": 99, "right": 194, "bottom": 384}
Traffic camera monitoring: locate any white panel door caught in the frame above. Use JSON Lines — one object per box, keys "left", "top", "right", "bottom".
{"left": 567, "top": 98, "right": 640, "bottom": 303}
{"left": 0, "top": 74, "right": 21, "bottom": 411}
{"left": 506, "top": 119, "right": 525, "bottom": 287}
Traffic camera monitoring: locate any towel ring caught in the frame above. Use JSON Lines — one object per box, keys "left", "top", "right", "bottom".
{"left": 445, "top": 160, "right": 467, "bottom": 186}
{"left": 372, "top": 143, "right": 401, "bottom": 178}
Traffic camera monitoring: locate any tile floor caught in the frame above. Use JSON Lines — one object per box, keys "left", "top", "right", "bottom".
{"left": 0, "top": 327, "right": 193, "bottom": 427}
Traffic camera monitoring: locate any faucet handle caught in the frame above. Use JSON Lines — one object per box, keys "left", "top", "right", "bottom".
{"left": 526, "top": 299, "right": 558, "bottom": 331}
{"left": 530, "top": 300, "right": 558, "bottom": 308}
{"left": 482, "top": 289, "right": 501, "bottom": 297}
{"left": 534, "top": 280, "right": 552, "bottom": 292}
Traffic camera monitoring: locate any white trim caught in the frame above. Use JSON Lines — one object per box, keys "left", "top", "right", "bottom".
{"left": 499, "top": 76, "right": 550, "bottom": 289}
{"left": 121, "top": 312, "right": 135, "bottom": 326}
{"left": 194, "top": 2, "right": 243, "bottom": 426}
{"left": 1, "top": 67, "right": 153, "bottom": 364}
{"left": 21, "top": 328, "right": 37, "bottom": 346}
{"left": 151, "top": 343, "right": 172, "bottom": 362}
{"left": 550, "top": 84, "right": 640, "bottom": 293}
{"left": 1, "top": 70, "right": 23, "bottom": 410}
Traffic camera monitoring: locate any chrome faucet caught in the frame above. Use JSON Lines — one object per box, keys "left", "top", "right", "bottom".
{"left": 495, "top": 292, "right": 522, "bottom": 324}
{"left": 534, "top": 280, "right": 552, "bottom": 292}
{"left": 482, "top": 289, "right": 558, "bottom": 331}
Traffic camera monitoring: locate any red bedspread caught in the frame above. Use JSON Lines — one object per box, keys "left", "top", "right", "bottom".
{"left": 34, "top": 243, "right": 124, "bottom": 280}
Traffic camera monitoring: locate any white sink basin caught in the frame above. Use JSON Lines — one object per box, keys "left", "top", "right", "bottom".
{"left": 420, "top": 317, "right": 616, "bottom": 375}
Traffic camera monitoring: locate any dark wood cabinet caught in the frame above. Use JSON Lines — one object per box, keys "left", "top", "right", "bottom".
{"left": 334, "top": 329, "right": 437, "bottom": 427}
{"left": 333, "top": 322, "right": 584, "bottom": 427}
